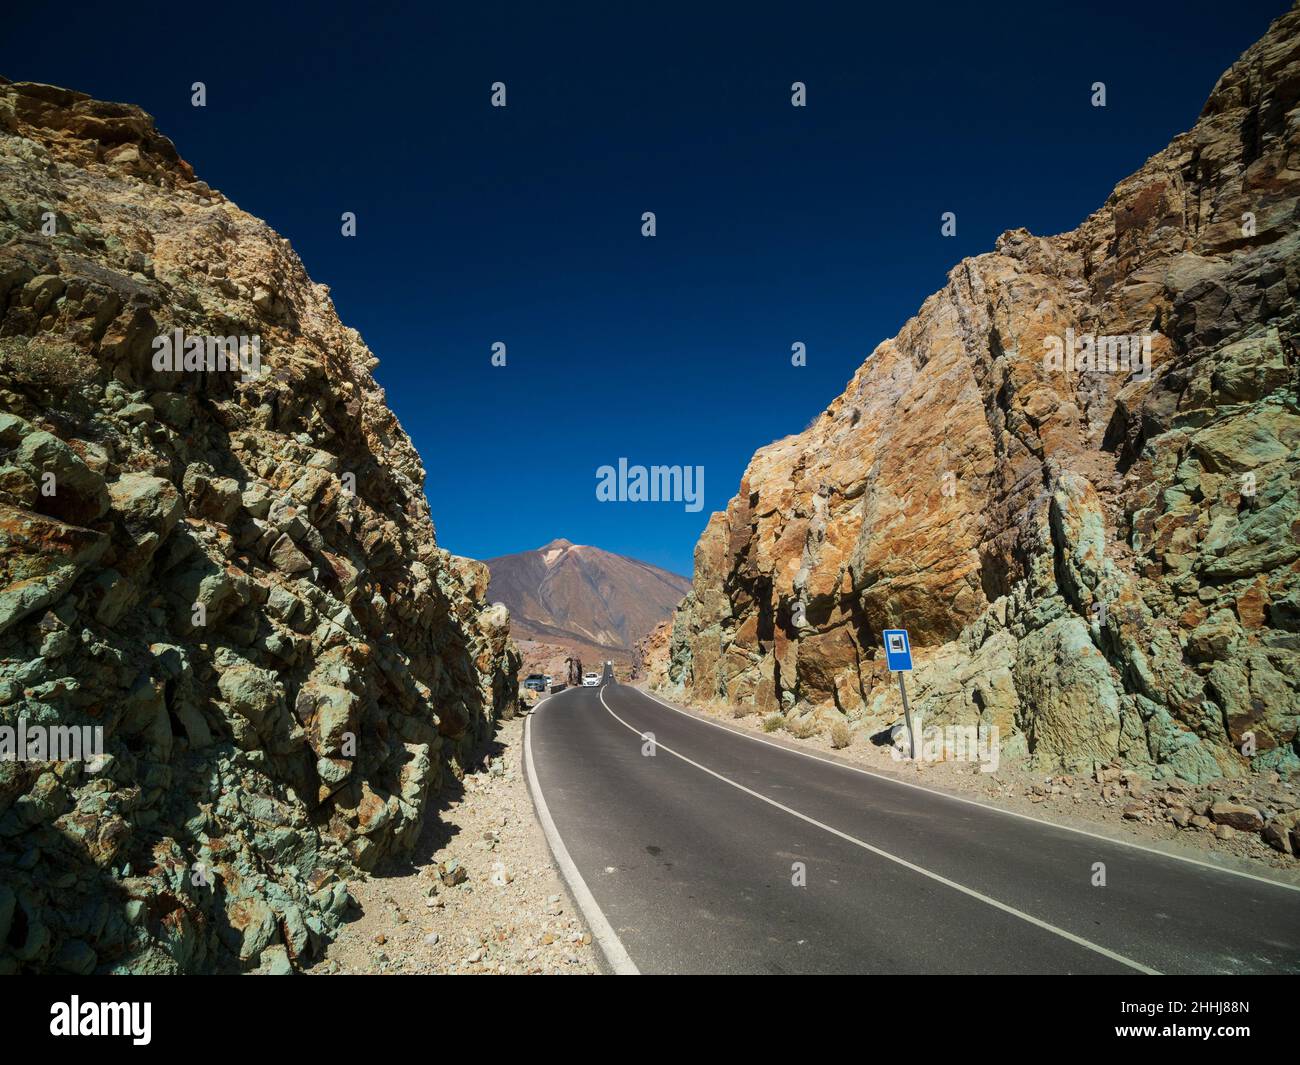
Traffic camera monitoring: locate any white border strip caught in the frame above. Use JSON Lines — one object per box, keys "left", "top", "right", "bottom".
{"left": 635, "top": 686, "right": 1300, "bottom": 894}
{"left": 601, "top": 688, "right": 1157, "bottom": 974}
{"left": 524, "top": 703, "right": 640, "bottom": 975}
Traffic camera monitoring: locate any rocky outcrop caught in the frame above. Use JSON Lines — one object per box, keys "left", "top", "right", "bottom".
{"left": 0, "top": 78, "right": 518, "bottom": 972}
{"left": 636, "top": 620, "right": 672, "bottom": 688}
{"left": 657, "top": 8, "right": 1300, "bottom": 786}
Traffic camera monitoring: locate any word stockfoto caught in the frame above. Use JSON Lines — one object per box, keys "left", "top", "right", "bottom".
{"left": 151, "top": 329, "right": 262, "bottom": 382}
{"left": 1042, "top": 328, "right": 1152, "bottom": 381}
{"left": 596, "top": 459, "right": 704, "bottom": 512}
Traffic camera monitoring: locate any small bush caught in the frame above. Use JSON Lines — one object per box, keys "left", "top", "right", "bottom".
{"left": 761, "top": 714, "right": 784, "bottom": 733}
{"left": 0, "top": 335, "right": 97, "bottom": 394}
{"left": 786, "top": 715, "right": 819, "bottom": 740}
{"left": 830, "top": 720, "right": 852, "bottom": 749}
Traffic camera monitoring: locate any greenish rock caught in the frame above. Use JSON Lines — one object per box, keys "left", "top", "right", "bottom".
{"left": 1207, "top": 650, "right": 1298, "bottom": 754}
{"left": 298, "top": 681, "right": 356, "bottom": 757}
{"left": 13, "top": 430, "right": 110, "bottom": 525}
{"left": 1188, "top": 409, "right": 1299, "bottom": 474}
{"left": 1198, "top": 483, "right": 1300, "bottom": 580}
{"left": 181, "top": 462, "right": 241, "bottom": 523}
{"left": 108, "top": 472, "right": 182, "bottom": 546}
{"left": 1209, "top": 330, "right": 1292, "bottom": 402}
{"left": 0, "top": 503, "right": 108, "bottom": 638}
{"left": 1014, "top": 617, "right": 1121, "bottom": 771}
{"left": 224, "top": 896, "right": 279, "bottom": 965}
{"left": 118, "top": 401, "right": 155, "bottom": 424}
{"left": 255, "top": 943, "right": 294, "bottom": 975}
{"left": 1143, "top": 705, "right": 1223, "bottom": 785}
{"left": 216, "top": 655, "right": 304, "bottom": 759}
{"left": 0, "top": 77, "right": 516, "bottom": 974}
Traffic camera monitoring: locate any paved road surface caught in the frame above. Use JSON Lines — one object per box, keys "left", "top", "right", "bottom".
{"left": 525, "top": 667, "right": 1300, "bottom": 975}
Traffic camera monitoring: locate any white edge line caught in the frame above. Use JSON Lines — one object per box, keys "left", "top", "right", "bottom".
{"left": 601, "top": 688, "right": 1158, "bottom": 975}
{"left": 523, "top": 702, "right": 640, "bottom": 975}
{"left": 635, "top": 685, "right": 1300, "bottom": 895}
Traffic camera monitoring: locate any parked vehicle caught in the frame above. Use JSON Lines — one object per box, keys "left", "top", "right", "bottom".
{"left": 524, "top": 674, "right": 547, "bottom": 692}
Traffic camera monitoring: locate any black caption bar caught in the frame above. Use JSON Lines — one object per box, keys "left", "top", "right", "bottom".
{"left": 0, "top": 975, "right": 1293, "bottom": 1053}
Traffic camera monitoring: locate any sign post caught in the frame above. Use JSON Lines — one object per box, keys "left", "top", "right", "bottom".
{"left": 882, "top": 629, "right": 915, "bottom": 760}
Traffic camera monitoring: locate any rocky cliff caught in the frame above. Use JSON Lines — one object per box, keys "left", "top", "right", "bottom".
{"left": 0, "top": 79, "right": 518, "bottom": 972}
{"left": 656, "top": 7, "right": 1300, "bottom": 785}
{"left": 636, "top": 620, "right": 673, "bottom": 687}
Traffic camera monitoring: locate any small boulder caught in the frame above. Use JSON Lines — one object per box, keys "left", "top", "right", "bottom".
{"left": 109, "top": 472, "right": 182, "bottom": 546}
{"left": 1209, "top": 800, "right": 1264, "bottom": 832}
{"left": 15, "top": 430, "right": 110, "bottom": 525}
{"left": 269, "top": 532, "right": 312, "bottom": 574}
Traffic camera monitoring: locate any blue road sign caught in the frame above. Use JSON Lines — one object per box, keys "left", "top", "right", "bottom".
{"left": 883, "top": 629, "right": 913, "bottom": 672}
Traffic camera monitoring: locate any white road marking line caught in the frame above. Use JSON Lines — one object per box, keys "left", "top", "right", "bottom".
{"left": 634, "top": 685, "right": 1300, "bottom": 895}
{"left": 600, "top": 687, "right": 1159, "bottom": 975}
{"left": 524, "top": 701, "right": 640, "bottom": 975}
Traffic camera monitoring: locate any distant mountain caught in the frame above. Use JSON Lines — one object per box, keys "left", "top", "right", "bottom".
{"left": 485, "top": 539, "right": 690, "bottom": 658}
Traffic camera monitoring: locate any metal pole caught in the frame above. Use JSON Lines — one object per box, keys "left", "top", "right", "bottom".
{"left": 898, "top": 672, "right": 916, "bottom": 760}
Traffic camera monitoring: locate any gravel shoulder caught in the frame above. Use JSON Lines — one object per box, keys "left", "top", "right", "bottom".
{"left": 304, "top": 709, "right": 599, "bottom": 975}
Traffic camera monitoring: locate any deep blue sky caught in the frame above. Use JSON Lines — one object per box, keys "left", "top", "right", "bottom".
{"left": 1, "top": 1, "right": 1286, "bottom": 575}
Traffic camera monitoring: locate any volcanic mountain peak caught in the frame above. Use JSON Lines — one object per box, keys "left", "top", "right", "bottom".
{"left": 486, "top": 540, "right": 690, "bottom": 659}
{"left": 540, "top": 537, "right": 575, "bottom": 565}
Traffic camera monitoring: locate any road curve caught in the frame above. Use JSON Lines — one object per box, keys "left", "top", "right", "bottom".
{"left": 525, "top": 670, "right": 1300, "bottom": 975}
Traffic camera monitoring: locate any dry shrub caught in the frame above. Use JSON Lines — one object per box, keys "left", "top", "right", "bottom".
{"left": 830, "top": 720, "right": 852, "bottom": 749}
{"left": 786, "top": 715, "right": 819, "bottom": 740}
{"left": 0, "top": 335, "right": 98, "bottom": 394}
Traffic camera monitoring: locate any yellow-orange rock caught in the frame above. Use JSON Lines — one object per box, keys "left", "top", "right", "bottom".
{"left": 658, "top": 8, "right": 1300, "bottom": 784}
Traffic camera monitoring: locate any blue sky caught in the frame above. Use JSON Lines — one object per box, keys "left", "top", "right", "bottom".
{"left": 1, "top": 1, "right": 1286, "bottom": 576}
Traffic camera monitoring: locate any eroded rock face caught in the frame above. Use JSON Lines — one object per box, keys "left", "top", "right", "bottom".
{"left": 656, "top": 8, "right": 1300, "bottom": 785}
{"left": 0, "top": 79, "right": 518, "bottom": 972}
{"left": 636, "top": 619, "right": 673, "bottom": 689}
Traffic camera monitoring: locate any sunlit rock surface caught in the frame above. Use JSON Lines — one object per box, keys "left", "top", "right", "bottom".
{"left": 655, "top": 8, "right": 1300, "bottom": 785}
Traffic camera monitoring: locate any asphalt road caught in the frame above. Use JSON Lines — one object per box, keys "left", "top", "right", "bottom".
{"left": 525, "top": 668, "right": 1300, "bottom": 975}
